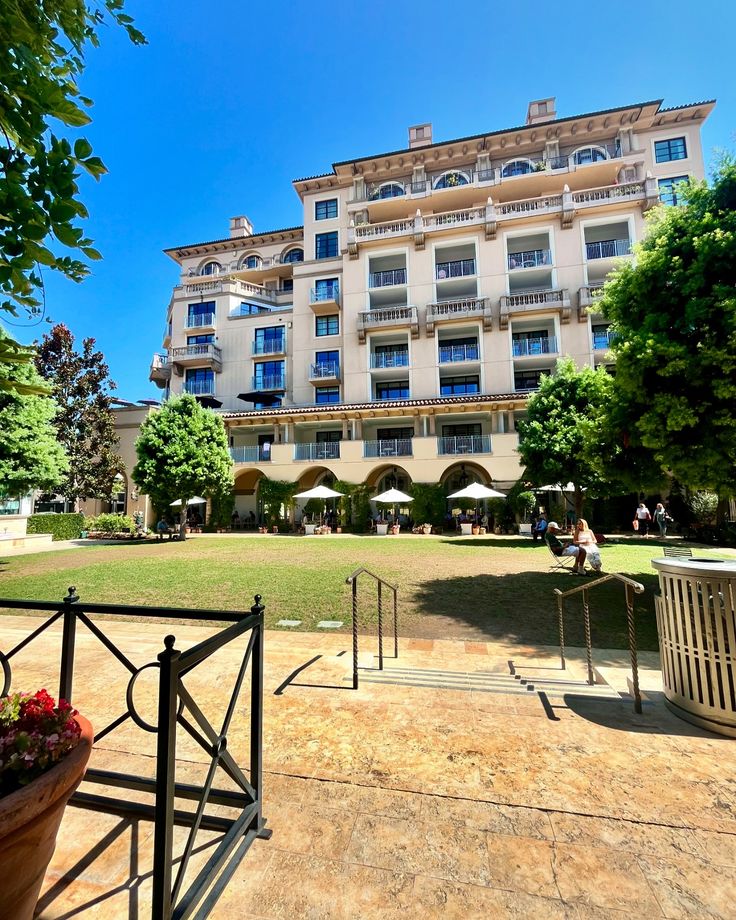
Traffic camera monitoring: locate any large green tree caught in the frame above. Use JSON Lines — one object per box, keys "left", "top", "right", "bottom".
{"left": 0, "top": 328, "right": 68, "bottom": 496}
{"left": 516, "top": 358, "right": 617, "bottom": 518}
{"left": 132, "top": 396, "right": 234, "bottom": 539}
{"left": 0, "top": 1, "right": 144, "bottom": 343}
{"left": 598, "top": 160, "right": 736, "bottom": 498}
{"left": 35, "top": 323, "right": 123, "bottom": 507}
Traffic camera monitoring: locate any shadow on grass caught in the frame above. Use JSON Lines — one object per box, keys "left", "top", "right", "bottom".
{"left": 412, "top": 569, "right": 661, "bottom": 652}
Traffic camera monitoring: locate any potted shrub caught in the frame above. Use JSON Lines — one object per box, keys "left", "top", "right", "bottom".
{"left": 0, "top": 690, "right": 92, "bottom": 920}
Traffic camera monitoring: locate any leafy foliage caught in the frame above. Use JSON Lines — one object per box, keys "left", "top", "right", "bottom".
{"left": 409, "top": 482, "right": 447, "bottom": 526}
{"left": 517, "top": 358, "right": 617, "bottom": 516}
{"left": 686, "top": 490, "right": 719, "bottom": 525}
{"left": 35, "top": 323, "right": 123, "bottom": 505}
{"left": 0, "top": 0, "right": 145, "bottom": 339}
{"left": 257, "top": 477, "right": 297, "bottom": 525}
{"left": 0, "top": 329, "right": 68, "bottom": 495}
{"left": 598, "top": 158, "right": 736, "bottom": 495}
{"left": 332, "top": 480, "right": 373, "bottom": 531}
{"left": 27, "top": 511, "right": 84, "bottom": 541}
{"left": 85, "top": 512, "right": 135, "bottom": 533}
{"left": 132, "top": 396, "right": 233, "bottom": 538}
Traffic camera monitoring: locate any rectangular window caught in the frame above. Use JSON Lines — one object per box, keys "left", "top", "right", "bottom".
{"left": 375, "top": 381, "right": 409, "bottom": 400}
{"left": 377, "top": 427, "right": 413, "bottom": 440}
{"left": 254, "top": 326, "right": 285, "bottom": 354}
{"left": 316, "top": 430, "right": 341, "bottom": 442}
{"left": 316, "top": 314, "right": 339, "bottom": 336}
{"left": 187, "top": 334, "right": 214, "bottom": 345}
{"left": 442, "top": 423, "right": 481, "bottom": 438}
{"left": 315, "top": 387, "right": 340, "bottom": 404}
{"left": 514, "top": 369, "right": 544, "bottom": 391}
{"left": 658, "top": 175, "right": 688, "bottom": 207}
{"left": 253, "top": 397, "right": 282, "bottom": 410}
{"left": 654, "top": 137, "right": 687, "bottom": 163}
{"left": 439, "top": 375, "right": 480, "bottom": 396}
{"left": 254, "top": 360, "right": 285, "bottom": 388}
{"left": 185, "top": 368, "right": 214, "bottom": 395}
{"left": 315, "top": 349, "right": 339, "bottom": 366}
{"left": 187, "top": 301, "right": 215, "bottom": 326}
{"left": 281, "top": 278, "right": 293, "bottom": 293}
{"left": 313, "top": 278, "right": 339, "bottom": 301}
{"left": 238, "top": 302, "right": 271, "bottom": 316}
{"left": 315, "top": 199, "right": 338, "bottom": 221}
{"left": 315, "top": 231, "right": 338, "bottom": 260}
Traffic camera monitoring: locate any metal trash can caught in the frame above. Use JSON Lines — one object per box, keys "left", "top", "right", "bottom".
{"left": 652, "top": 557, "right": 736, "bottom": 737}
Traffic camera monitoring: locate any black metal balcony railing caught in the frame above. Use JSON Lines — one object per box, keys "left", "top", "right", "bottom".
{"left": 435, "top": 258, "right": 476, "bottom": 280}
{"left": 294, "top": 442, "right": 340, "bottom": 461}
{"left": 438, "top": 344, "right": 479, "bottom": 363}
{"left": 369, "top": 268, "right": 407, "bottom": 288}
{"left": 363, "top": 438, "right": 413, "bottom": 458}
{"left": 309, "top": 362, "right": 339, "bottom": 379}
{"left": 310, "top": 284, "right": 340, "bottom": 303}
{"left": 437, "top": 435, "right": 492, "bottom": 455}
{"left": 185, "top": 313, "right": 215, "bottom": 328}
{"left": 512, "top": 336, "right": 558, "bottom": 357}
{"left": 507, "top": 249, "right": 552, "bottom": 270}
{"left": 230, "top": 446, "right": 271, "bottom": 463}
{"left": 252, "top": 337, "right": 285, "bottom": 355}
{"left": 252, "top": 375, "right": 285, "bottom": 391}
{"left": 585, "top": 239, "right": 632, "bottom": 260}
{"left": 184, "top": 379, "right": 215, "bottom": 396}
{"left": 370, "top": 351, "right": 409, "bottom": 369}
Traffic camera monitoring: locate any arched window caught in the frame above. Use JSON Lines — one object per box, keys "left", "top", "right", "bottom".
{"left": 573, "top": 146, "right": 608, "bottom": 165}
{"left": 433, "top": 171, "right": 470, "bottom": 190}
{"left": 369, "top": 182, "right": 405, "bottom": 200}
{"left": 501, "top": 160, "right": 533, "bottom": 178}
{"left": 242, "top": 254, "right": 262, "bottom": 270}
{"left": 201, "top": 261, "right": 221, "bottom": 276}
{"left": 282, "top": 248, "right": 304, "bottom": 264}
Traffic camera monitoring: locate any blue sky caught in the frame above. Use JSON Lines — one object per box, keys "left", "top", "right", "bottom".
{"left": 12, "top": 0, "right": 735, "bottom": 399}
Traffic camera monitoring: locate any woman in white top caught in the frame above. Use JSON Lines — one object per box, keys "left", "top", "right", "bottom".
{"left": 573, "top": 519, "right": 602, "bottom": 572}
{"left": 634, "top": 502, "right": 651, "bottom": 536}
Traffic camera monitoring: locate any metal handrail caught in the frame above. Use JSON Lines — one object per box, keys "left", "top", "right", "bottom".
{"left": 345, "top": 568, "right": 399, "bottom": 689}
{"left": 553, "top": 573, "right": 645, "bottom": 713}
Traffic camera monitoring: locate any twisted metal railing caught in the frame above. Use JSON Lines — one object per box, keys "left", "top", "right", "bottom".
{"left": 345, "top": 568, "right": 399, "bottom": 689}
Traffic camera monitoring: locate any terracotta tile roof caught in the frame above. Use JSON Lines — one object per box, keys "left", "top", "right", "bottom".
{"left": 163, "top": 226, "right": 304, "bottom": 255}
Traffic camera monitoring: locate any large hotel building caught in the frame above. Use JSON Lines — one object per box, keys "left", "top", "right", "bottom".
{"left": 143, "top": 95, "right": 713, "bottom": 520}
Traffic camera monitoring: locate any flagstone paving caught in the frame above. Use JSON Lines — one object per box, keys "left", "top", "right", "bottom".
{"left": 0, "top": 614, "right": 734, "bottom": 918}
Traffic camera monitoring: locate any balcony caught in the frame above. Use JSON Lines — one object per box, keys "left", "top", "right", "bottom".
{"left": 585, "top": 239, "right": 631, "bottom": 260}
{"left": 426, "top": 297, "right": 492, "bottom": 336}
{"left": 309, "top": 361, "right": 340, "bottom": 382}
{"left": 437, "top": 435, "right": 492, "bottom": 456}
{"left": 309, "top": 283, "right": 340, "bottom": 314}
{"left": 369, "top": 268, "right": 407, "bottom": 288}
{"left": 572, "top": 182, "right": 647, "bottom": 209}
{"left": 184, "top": 379, "right": 215, "bottom": 397}
{"left": 230, "top": 446, "right": 271, "bottom": 463}
{"left": 499, "top": 289, "right": 571, "bottom": 328}
{"left": 593, "top": 329, "right": 617, "bottom": 350}
{"left": 294, "top": 442, "right": 341, "bottom": 461}
{"left": 252, "top": 336, "right": 286, "bottom": 356}
{"left": 185, "top": 312, "right": 215, "bottom": 330}
{"left": 358, "top": 305, "right": 419, "bottom": 342}
{"left": 149, "top": 353, "right": 171, "bottom": 387}
{"left": 438, "top": 344, "right": 479, "bottom": 364}
{"left": 363, "top": 438, "right": 413, "bottom": 459}
{"left": 512, "top": 336, "right": 558, "bottom": 358}
{"left": 424, "top": 208, "right": 486, "bottom": 234}
{"left": 370, "top": 351, "right": 410, "bottom": 370}
{"left": 507, "top": 249, "right": 552, "bottom": 271}
{"left": 170, "top": 343, "right": 222, "bottom": 371}
{"left": 251, "top": 375, "right": 285, "bottom": 392}
{"left": 435, "top": 258, "right": 476, "bottom": 280}
{"left": 163, "top": 322, "right": 172, "bottom": 346}
{"left": 578, "top": 283, "right": 606, "bottom": 318}
{"left": 182, "top": 278, "right": 279, "bottom": 305}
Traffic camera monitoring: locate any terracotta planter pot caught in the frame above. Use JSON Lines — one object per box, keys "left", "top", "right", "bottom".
{"left": 0, "top": 715, "right": 93, "bottom": 920}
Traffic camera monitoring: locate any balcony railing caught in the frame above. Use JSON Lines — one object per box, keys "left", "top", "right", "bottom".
{"left": 230, "top": 446, "right": 271, "bottom": 463}
{"left": 593, "top": 330, "right": 616, "bottom": 350}
{"left": 497, "top": 195, "right": 562, "bottom": 217}
{"left": 310, "top": 284, "right": 340, "bottom": 304}
{"left": 309, "top": 361, "right": 340, "bottom": 379}
{"left": 354, "top": 218, "right": 414, "bottom": 241}
{"left": 363, "top": 439, "right": 413, "bottom": 458}
{"left": 437, "top": 435, "right": 492, "bottom": 456}
{"left": 578, "top": 283, "right": 606, "bottom": 311}
{"left": 369, "top": 268, "right": 406, "bottom": 288}
{"left": 294, "top": 442, "right": 340, "bottom": 461}
{"left": 512, "top": 336, "right": 558, "bottom": 357}
{"left": 436, "top": 258, "right": 476, "bottom": 280}
{"left": 185, "top": 312, "right": 215, "bottom": 328}
{"left": 585, "top": 238, "right": 631, "bottom": 260}
{"left": 438, "top": 344, "right": 479, "bottom": 363}
{"left": 572, "top": 182, "right": 644, "bottom": 207}
{"left": 251, "top": 375, "right": 285, "bottom": 391}
{"left": 507, "top": 249, "right": 552, "bottom": 270}
{"left": 370, "top": 351, "right": 409, "bottom": 369}
{"left": 424, "top": 208, "right": 485, "bottom": 231}
{"left": 252, "top": 337, "right": 286, "bottom": 355}
{"left": 502, "top": 289, "right": 566, "bottom": 308}
{"left": 426, "top": 297, "right": 492, "bottom": 336}
{"left": 358, "top": 305, "right": 419, "bottom": 342}
{"left": 170, "top": 343, "right": 222, "bottom": 362}
{"left": 184, "top": 379, "right": 215, "bottom": 396}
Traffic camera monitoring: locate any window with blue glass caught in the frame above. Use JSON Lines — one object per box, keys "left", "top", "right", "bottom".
{"left": 316, "top": 314, "right": 339, "bottom": 336}
{"left": 187, "top": 301, "right": 215, "bottom": 325}
{"left": 375, "top": 381, "right": 409, "bottom": 400}
{"left": 254, "top": 360, "right": 284, "bottom": 389}
{"left": 254, "top": 396, "right": 282, "bottom": 409}
{"left": 281, "top": 278, "right": 294, "bottom": 293}
{"left": 254, "top": 326, "right": 285, "bottom": 354}
{"left": 439, "top": 375, "right": 480, "bottom": 395}
{"left": 243, "top": 255, "right": 261, "bottom": 269}
{"left": 315, "top": 199, "right": 338, "bottom": 221}
{"left": 315, "top": 386, "right": 340, "bottom": 404}
{"left": 315, "top": 231, "right": 338, "bottom": 259}
{"left": 238, "top": 302, "right": 271, "bottom": 316}
{"left": 185, "top": 368, "right": 214, "bottom": 395}
{"left": 314, "top": 278, "right": 339, "bottom": 300}
{"left": 658, "top": 175, "right": 688, "bottom": 206}
{"left": 187, "top": 334, "right": 214, "bottom": 345}
{"left": 655, "top": 137, "right": 687, "bottom": 163}
{"left": 282, "top": 248, "right": 304, "bottom": 263}
{"left": 315, "top": 350, "right": 339, "bottom": 375}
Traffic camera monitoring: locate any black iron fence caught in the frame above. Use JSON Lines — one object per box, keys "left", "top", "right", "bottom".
{"left": 0, "top": 587, "right": 270, "bottom": 920}
{"left": 345, "top": 568, "right": 399, "bottom": 689}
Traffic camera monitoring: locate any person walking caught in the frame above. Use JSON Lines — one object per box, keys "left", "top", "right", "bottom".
{"left": 653, "top": 503, "right": 670, "bottom": 538}
{"left": 634, "top": 502, "right": 652, "bottom": 537}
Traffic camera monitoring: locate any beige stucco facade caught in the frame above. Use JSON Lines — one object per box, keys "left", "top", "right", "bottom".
{"left": 146, "top": 96, "right": 713, "bottom": 518}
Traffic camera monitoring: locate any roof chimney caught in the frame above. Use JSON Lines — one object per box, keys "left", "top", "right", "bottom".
{"left": 408, "top": 123, "right": 432, "bottom": 149}
{"left": 229, "top": 215, "right": 254, "bottom": 238}
{"left": 526, "top": 98, "right": 556, "bottom": 125}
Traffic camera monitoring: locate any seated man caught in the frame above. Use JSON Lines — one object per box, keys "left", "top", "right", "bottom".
{"left": 156, "top": 517, "right": 170, "bottom": 541}
{"left": 545, "top": 521, "right": 588, "bottom": 575}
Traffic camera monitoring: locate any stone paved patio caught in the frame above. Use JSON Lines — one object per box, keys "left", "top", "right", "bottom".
{"left": 1, "top": 614, "right": 734, "bottom": 918}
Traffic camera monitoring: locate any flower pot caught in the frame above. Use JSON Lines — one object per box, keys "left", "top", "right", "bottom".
{"left": 422, "top": 525, "right": 432, "bottom": 535}
{"left": 336, "top": 526, "right": 342, "bottom": 534}
{"left": 0, "top": 715, "right": 93, "bottom": 920}
{"left": 376, "top": 523, "right": 388, "bottom": 535}
{"left": 460, "top": 523, "right": 473, "bottom": 536}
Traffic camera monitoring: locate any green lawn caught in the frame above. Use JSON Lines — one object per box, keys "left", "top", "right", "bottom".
{"left": 0, "top": 536, "right": 731, "bottom": 651}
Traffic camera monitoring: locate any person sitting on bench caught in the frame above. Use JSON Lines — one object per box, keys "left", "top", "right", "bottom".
{"left": 545, "top": 521, "right": 588, "bottom": 575}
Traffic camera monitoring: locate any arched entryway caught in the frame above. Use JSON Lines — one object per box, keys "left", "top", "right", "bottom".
{"left": 233, "top": 467, "right": 269, "bottom": 527}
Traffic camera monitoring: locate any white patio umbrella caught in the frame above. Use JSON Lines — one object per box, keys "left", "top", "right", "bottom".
{"left": 294, "top": 484, "right": 344, "bottom": 524}
{"left": 373, "top": 488, "right": 413, "bottom": 523}
{"left": 447, "top": 482, "right": 506, "bottom": 522}
{"left": 169, "top": 496, "right": 207, "bottom": 507}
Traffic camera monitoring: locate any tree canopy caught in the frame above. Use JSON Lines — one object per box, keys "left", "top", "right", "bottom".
{"left": 598, "top": 159, "right": 736, "bottom": 495}
{"left": 35, "top": 323, "right": 123, "bottom": 506}
{"left": 0, "top": 328, "right": 68, "bottom": 497}
{"left": 516, "top": 358, "right": 616, "bottom": 517}
{"left": 132, "top": 396, "right": 233, "bottom": 538}
{"left": 0, "top": 1, "right": 144, "bottom": 339}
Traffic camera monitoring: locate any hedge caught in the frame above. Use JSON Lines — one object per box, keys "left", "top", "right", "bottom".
{"left": 27, "top": 513, "right": 85, "bottom": 542}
